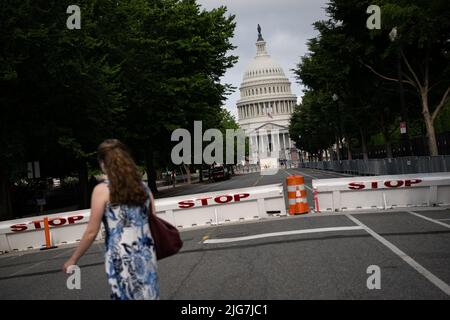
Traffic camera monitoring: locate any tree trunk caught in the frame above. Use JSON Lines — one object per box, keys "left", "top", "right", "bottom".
{"left": 318, "top": 150, "right": 323, "bottom": 161}
{"left": 0, "top": 168, "right": 13, "bottom": 220}
{"left": 335, "top": 136, "right": 341, "bottom": 161}
{"left": 422, "top": 93, "right": 439, "bottom": 156}
{"left": 380, "top": 117, "right": 393, "bottom": 158}
{"left": 385, "top": 139, "right": 393, "bottom": 159}
{"left": 383, "top": 130, "right": 393, "bottom": 158}
{"left": 346, "top": 136, "right": 352, "bottom": 160}
{"left": 183, "top": 164, "right": 191, "bottom": 184}
{"left": 145, "top": 149, "right": 158, "bottom": 194}
{"left": 328, "top": 147, "right": 334, "bottom": 161}
{"left": 78, "top": 161, "right": 89, "bottom": 209}
{"left": 199, "top": 164, "right": 203, "bottom": 182}
{"left": 359, "top": 127, "right": 369, "bottom": 161}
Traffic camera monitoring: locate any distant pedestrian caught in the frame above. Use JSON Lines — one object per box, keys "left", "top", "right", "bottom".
{"left": 63, "top": 139, "right": 159, "bottom": 300}
{"left": 171, "top": 169, "right": 176, "bottom": 188}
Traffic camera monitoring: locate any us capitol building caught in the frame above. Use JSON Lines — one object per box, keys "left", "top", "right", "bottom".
{"left": 237, "top": 25, "right": 298, "bottom": 164}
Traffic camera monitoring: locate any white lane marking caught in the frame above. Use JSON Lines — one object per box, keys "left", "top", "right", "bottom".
{"left": 291, "top": 170, "right": 319, "bottom": 180}
{"left": 203, "top": 226, "right": 364, "bottom": 244}
{"left": 407, "top": 211, "right": 450, "bottom": 229}
{"left": 0, "top": 254, "right": 23, "bottom": 261}
{"left": 7, "top": 248, "right": 70, "bottom": 277}
{"left": 289, "top": 168, "right": 350, "bottom": 179}
{"left": 437, "top": 218, "right": 450, "bottom": 221}
{"left": 283, "top": 169, "right": 314, "bottom": 192}
{"left": 309, "top": 168, "right": 354, "bottom": 177}
{"left": 345, "top": 214, "right": 450, "bottom": 297}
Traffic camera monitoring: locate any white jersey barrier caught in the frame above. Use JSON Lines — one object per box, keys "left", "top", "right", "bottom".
{"left": 152, "top": 183, "right": 286, "bottom": 228}
{"left": 312, "top": 172, "right": 450, "bottom": 212}
{"left": 0, "top": 184, "right": 286, "bottom": 253}
{"left": 0, "top": 209, "right": 100, "bottom": 254}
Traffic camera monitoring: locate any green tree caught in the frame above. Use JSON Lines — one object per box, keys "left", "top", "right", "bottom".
{"left": 116, "top": 0, "right": 237, "bottom": 193}
{"left": 361, "top": 0, "right": 450, "bottom": 155}
{"left": 0, "top": 0, "right": 123, "bottom": 218}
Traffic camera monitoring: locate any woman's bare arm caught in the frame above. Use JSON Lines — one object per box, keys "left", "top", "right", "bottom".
{"left": 62, "top": 183, "right": 108, "bottom": 272}
{"left": 150, "top": 192, "right": 156, "bottom": 216}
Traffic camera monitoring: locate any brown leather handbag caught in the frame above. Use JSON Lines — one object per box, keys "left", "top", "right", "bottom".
{"left": 148, "top": 202, "right": 183, "bottom": 260}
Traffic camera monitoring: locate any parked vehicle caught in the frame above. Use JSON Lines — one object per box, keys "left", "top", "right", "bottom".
{"left": 211, "top": 164, "right": 232, "bottom": 181}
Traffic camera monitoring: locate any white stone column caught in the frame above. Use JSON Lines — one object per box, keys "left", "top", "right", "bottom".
{"left": 249, "top": 134, "right": 254, "bottom": 164}
{"left": 277, "top": 133, "right": 281, "bottom": 157}
{"left": 254, "top": 135, "right": 259, "bottom": 163}
{"left": 271, "top": 130, "right": 278, "bottom": 158}
{"left": 260, "top": 133, "right": 265, "bottom": 158}
{"left": 248, "top": 133, "right": 253, "bottom": 159}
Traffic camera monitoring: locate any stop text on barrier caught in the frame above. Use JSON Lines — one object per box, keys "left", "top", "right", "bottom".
{"left": 348, "top": 179, "right": 422, "bottom": 190}
{"left": 10, "top": 215, "right": 85, "bottom": 232}
{"left": 178, "top": 193, "right": 250, "bottom": 208}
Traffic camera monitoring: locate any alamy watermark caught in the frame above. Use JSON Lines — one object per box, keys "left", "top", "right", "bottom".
{"left": 66, "top": 265, "right": 81, "bottom": 290}
{"left": 366, "top": 265, "right": 381, "bottom": 290}
{"left": 366, "top": 5, "right": 381, "bottom": 30}
{"left": 171, "top": 121, "right": 286, "bottom": 175}
{"left": 66, "top": 5, "right": 81, "bottom": 30}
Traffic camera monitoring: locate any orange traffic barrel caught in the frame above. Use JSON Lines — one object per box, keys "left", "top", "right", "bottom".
{"left": 286, "top": 175, "right": 309, "bottom": 215}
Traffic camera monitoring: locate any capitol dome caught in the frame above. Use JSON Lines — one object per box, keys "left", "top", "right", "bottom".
{"left": 237, "top": 25, "right": 298, "bottom": 163}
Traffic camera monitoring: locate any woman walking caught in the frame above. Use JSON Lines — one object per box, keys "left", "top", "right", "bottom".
{"left": 63, "top": 139, "right": 159, "bottom": 300}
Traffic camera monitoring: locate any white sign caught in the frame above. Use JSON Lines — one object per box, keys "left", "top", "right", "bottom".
{"left": 400, "top": 122, "right": 407, "bottom": 134}
{"left": 27, "top": 161, "right": 40, "bottom": 179}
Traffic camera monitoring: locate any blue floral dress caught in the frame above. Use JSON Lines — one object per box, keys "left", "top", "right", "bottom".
{"left": 102, "top": 183, "right": 159, "bottom": 300}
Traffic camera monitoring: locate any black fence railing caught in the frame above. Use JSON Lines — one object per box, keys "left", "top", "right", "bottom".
{"left": 336, "top": 131, "right": 450, "bottom": 160}
{"left": 300, "top": 155, "right": 450, "bottom": 176}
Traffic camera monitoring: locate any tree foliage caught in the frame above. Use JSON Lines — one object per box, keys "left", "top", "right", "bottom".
{"left": 0, "top": 0, "right": 237, "bottom": 219}
{"left": 291, "top": 0, "right": 450, "bottom": 159}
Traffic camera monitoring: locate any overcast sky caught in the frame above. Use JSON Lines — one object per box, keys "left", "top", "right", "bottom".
{"left": 196, "top": 0, "right": 329, "bottom": 118}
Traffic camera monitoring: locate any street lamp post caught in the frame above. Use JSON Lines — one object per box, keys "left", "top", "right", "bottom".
{"left": 389, "top": 27, "right": 412, "bottom": 156}
{"left": 332, "top": 93, "right": 342, "bottom": 161}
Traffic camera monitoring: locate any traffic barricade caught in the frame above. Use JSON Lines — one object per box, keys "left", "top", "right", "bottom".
{"left": 312, "top": 172, "right": 450, "bottom": 212}
{"left": 0, "top": 183, "right": 287, "bottom": 253}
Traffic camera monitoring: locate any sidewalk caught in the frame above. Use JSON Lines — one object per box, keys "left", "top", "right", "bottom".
{"left": 151, "top": 177, "right": 205, "bottom": 199}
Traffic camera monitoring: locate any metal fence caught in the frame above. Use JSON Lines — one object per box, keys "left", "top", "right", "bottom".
{"left": 300, "top": 155, "right": 450, "bottom": 176}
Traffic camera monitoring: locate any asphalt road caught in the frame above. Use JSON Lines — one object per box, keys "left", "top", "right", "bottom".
{"left": 1, "top": 168, "right": 449, "bottom": 300}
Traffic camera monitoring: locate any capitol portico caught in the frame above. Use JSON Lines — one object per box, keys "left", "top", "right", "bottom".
{"left": 237, "top": 25, "right": 298, "bottom": 164}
